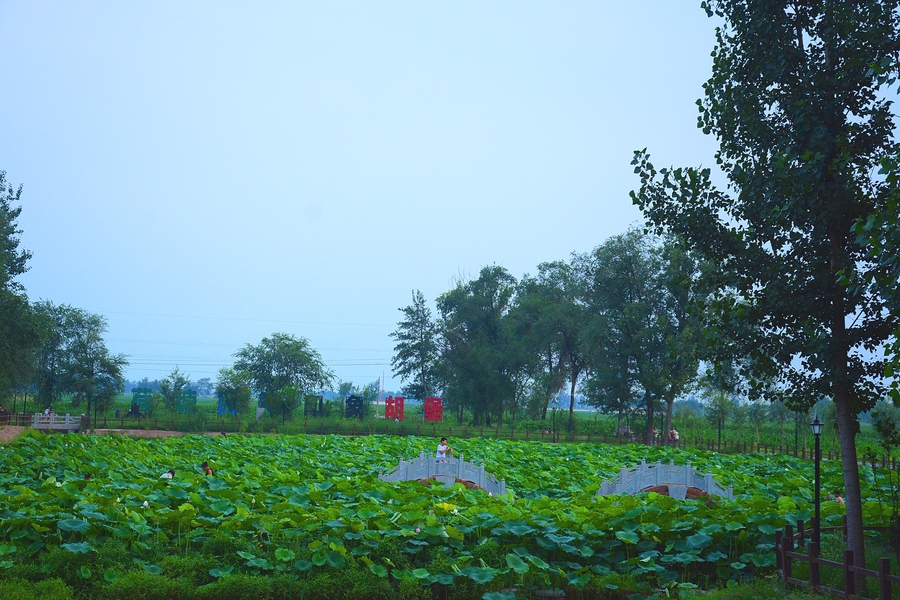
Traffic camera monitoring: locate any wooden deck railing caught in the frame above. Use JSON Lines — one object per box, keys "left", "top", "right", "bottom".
{"left": 775, "top": 518, "right": 900, "bottom": 600}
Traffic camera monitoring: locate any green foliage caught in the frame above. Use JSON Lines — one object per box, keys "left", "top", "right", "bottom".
{"left": 158, "top": 366, "right": 191, "bottom": 412}
{"left": 577, "top": 229, "right": 704, "bottom": 440}
{"left": 391, "top": 290, "right": 441, "bottom": 400}
{"left": 438, "top": 266, "right": 518, "bottom": 426}
{"left": 216, "top": 367, "right": 252, "bottom": 414}
{"left": 631, "top": 0, "right": 900, "bottom": 563}
{"left": 233, "top": 333, "right": 333, "bottom": 419}
{"left": 871, "top": 400, "right": 900, "bottom": 451}
{"left": 31, "top": 302, "right": 126, "bottom": 413}
{"left": 0, "top": 578, "right": 73, "bottom": 600}
{"left": 93, "top": 570, "right": 193, "bottom": 600}
{"left": 0, "top": 432, "right": 882, "bottom": 596}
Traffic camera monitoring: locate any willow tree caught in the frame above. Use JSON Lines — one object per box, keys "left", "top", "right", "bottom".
{"left": 631, "top": 0, "right": 900, "bottom": 567}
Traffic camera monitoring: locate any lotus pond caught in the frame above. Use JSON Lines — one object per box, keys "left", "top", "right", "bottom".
{"left": 0, "top": 432, "right": 887, "bottom": 598}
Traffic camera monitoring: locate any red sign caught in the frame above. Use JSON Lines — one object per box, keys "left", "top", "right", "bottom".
{"left": 424, "top": 397, "right": 443, "bottom": 422}
{"left": 384, "top": 396, "right": 405, "bottom": 421}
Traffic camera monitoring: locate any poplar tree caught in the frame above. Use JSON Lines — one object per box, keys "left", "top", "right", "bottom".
{"left": 631, "top": 0, "right": 900, "bottom": 566}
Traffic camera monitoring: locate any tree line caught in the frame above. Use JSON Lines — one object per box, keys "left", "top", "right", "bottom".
{"left": 392, "top": 0, "right": 900, "bottom": 570}
{"left": 0, "top": 172, "right": 127, "bottom": 423}
{"left": 390, "top": 228, "right": 706, "bottom": 440}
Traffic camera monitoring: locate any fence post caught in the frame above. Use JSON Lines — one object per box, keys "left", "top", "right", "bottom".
{"left": 843, "top": 549, "right": 856, "bottom": 597}
{"left": 843, "top": 515, "right": 848, "bottom": 540}
{"left": 809, "top": 541, "right": 820, "bottom": 589}
{"left": 879, "top": 557, "right": 891, "bottom": 600}
{"left": 784, "top": 524, "right": 794, "bottom": 580}
{"left": 775, "top": 530, "right": 783, "bottom": 571}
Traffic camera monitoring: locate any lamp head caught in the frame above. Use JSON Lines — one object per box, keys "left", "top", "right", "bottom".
{"left": 810, "top": 415, "right": 824, "bottom": 437}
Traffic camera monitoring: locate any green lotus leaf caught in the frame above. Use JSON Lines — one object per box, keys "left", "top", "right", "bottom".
{"left": 505, "top": 553, "right": 529, "bottom": 574}
{"left": 686, "top": 533, "right": 712, "bottom": 550}
{"left": 62, "top": 542, "right": 92, "bottom": 554}
{"left": 274, "top": 548, "right": 295, "bottom": 562}
{"left": 615, "top": 531, "right": 639, "bottom": 544}
{"left": 57, "top": 519, "right": 89, "bottom": 533}
{"left": 209, "top": 566, "right": 234, "bottom": 578}
{"left": 325, "top": 551, "right": 345, "bottom": 569}
{"left": 369, "top": 563, "right": 388, "bottom": 577}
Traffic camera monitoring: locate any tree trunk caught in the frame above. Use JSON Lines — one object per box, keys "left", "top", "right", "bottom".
{"left": 835, "top": 388, "right": 865, "bottom": 571}
{"left": 568, "top": 373, "right": 579, "bottom": 431}
{"left": 645, "top": 396, "right": 654, "bottom": 444}
{"left": 664, "top": 397, "right": 675, "bottom": 446}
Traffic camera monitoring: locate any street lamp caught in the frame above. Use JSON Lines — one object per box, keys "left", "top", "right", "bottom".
{"left": 810, "top": 415, "right": 824, "bottom": 547}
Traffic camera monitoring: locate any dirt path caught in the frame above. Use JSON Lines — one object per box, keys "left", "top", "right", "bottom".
{"left": 0, "top": 426, "right": 25, "bottom": 443}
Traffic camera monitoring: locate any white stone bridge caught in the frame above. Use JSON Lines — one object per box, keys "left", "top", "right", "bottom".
{"left": 378, "top": 451, "right": 507, "bottom": 496}
{"left": 597, "top": 459, "right": 733, "bottom": 500}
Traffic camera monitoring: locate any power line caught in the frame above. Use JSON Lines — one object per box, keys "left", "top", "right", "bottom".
{"left": 100, "top": 310, "right": 393, "bottom": 328}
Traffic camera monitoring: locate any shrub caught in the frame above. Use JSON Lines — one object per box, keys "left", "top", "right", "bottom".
{"left": 0, "top": 577, "right": 73, "bottom": 600}
{"left": 193, "top": 574, "right": 277, "bottom": 600}
{"left": 94, "top": 571, "right": 194, "bottom": 600}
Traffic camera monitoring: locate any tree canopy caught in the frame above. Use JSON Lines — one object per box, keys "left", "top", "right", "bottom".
{"left": 631, "top": 0, "right": 900, "bottom": 566}
{"left": 390, "top": 290, "right": 440, "bottom": 400}
{"left": 233, "top": 333, "right": 333, "bottom": 422}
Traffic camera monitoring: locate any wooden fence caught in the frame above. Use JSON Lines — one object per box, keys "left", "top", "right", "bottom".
{"left": 775, "top": 518, "right": 900, "bottom": 600}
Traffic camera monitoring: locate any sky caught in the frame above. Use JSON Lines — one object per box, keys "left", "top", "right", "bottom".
{"left": 0, "top": 2, "right": 723, "bottom": 391}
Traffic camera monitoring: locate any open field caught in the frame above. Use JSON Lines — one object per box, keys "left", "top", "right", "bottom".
{"left": 1, "top": 431, "right": 897, "bottom": 599}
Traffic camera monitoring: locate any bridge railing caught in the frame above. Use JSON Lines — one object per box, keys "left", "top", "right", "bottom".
{"left": 378, "top": 451, "right": 507, "bottom": 495}
{"left": 597, "top": 459, "right": 733, "bottom": 500}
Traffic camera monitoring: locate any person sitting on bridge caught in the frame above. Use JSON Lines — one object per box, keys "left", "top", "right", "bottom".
{"left": 201, "top": 462, "right": 214, "bottom": 476}
{"left": 436, "top": 437, "right": 453, "bottom": 463}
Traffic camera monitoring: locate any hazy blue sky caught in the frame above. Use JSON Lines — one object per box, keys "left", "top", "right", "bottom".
{"left": 1, "top": 2, "right": 722, "bottom": 390}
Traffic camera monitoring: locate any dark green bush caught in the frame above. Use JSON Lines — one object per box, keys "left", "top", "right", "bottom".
{"left": 193, "top": 574, "right": 278, "bottom": 600}
{"left": 158, "top": 553, "right": 219, "bottom": 586}
{"left": 0, "top": 577, "right": 74, "bottom": 600}
{"left": 94, "top": 571, "right": 193, "bottom": 600}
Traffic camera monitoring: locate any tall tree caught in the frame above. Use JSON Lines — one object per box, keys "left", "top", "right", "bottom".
{"left": 0, "top": 290, "right": 38, "bottom": 400}
{"left": 233, "top": 333, "right": 333, "bottom": 423}
{"left": 32, "top": 302, "right": 127, "bottom": 419}
{"left": 513, "top": 261, "right": 589, "bottom": 428}
{"left": 0, "top": 171, "right": 31, "bottom": 291}
{"left": 158, "top": 367, "right": 191, "bottom": 412}
{"left": 62, "top": 309, "right": 127, "bottom": 426}
{"left": 0, "top": 171, "right": 38, "bottom": 400}
{"left": 437, "top": 266, "right": 518, "bottom": 426}
{"left": 577, "top": 229, "right": 702, "bottom": 443}
{"left": 215, "top": 367, "right": 252, "bottom": 414}
{"left": 631, "top": 0, "right": 900, "bottom": 565}
{"left": 390, "top": 290, "right": 440, "bottom": 400}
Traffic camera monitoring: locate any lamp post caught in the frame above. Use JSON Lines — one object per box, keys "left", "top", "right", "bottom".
{"left": 810, "top": 415, "right": 824, "bottom": 547}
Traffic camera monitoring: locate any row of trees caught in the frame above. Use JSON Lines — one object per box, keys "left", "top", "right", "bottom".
{"left": 394, "top": 0, "right": 900, "bottom": 570}
{"left": 0, "top": 172, "right": 127, "bottom": 421}
{"left": 391, "top": 228, "right": 704, "bottom": 439}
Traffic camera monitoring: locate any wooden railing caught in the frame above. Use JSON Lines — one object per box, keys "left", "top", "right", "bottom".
{"left": 775, "top": 518, "right": 900, "bottom": 600}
